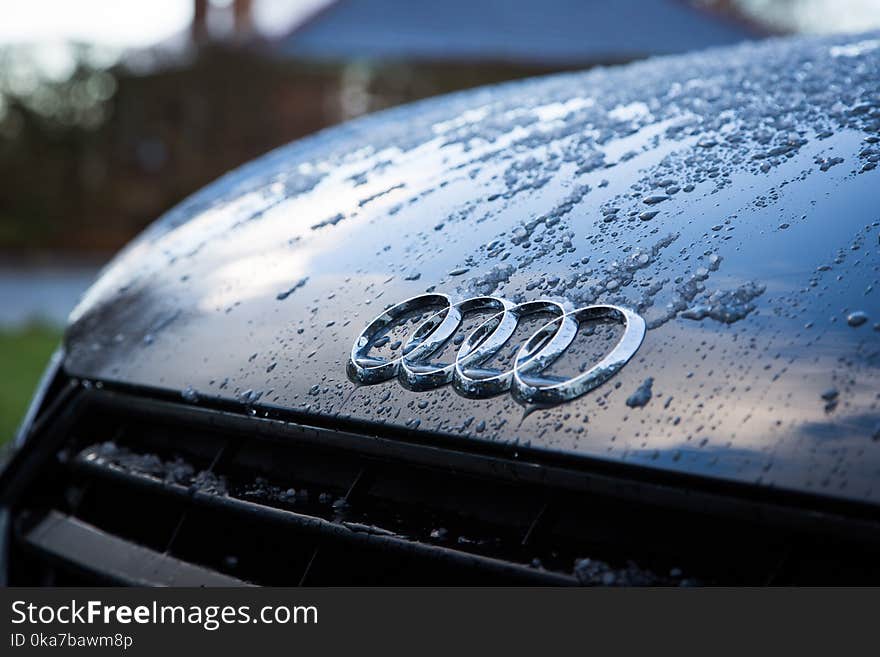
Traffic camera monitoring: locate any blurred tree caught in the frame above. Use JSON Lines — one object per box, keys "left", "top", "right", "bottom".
{"left": 0, "top": 41, "right": 559, "bottom": 256}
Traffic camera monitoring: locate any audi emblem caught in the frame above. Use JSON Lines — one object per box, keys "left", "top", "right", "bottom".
{"left": 348, "top": 294, "right": 646, "bottom": 404}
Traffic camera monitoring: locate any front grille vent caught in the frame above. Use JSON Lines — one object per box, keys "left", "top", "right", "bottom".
{"left": 5, "top": 383, "right": 880, "bottom": 585}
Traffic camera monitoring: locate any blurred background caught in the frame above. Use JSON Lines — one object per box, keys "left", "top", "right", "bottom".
{"left": 2, "top": 0, "right": 880, "bottom": 441}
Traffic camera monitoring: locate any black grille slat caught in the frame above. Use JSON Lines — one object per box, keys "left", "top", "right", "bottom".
{"left": 67, "top": 450, "right": 573, "bottom": 585}
{"left": 18, "top": 511, "right": 251, "bottom": 587}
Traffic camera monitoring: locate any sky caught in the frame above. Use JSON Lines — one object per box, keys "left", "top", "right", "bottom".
{"left": 0, "top": 0, "right": 333, "bottom": 48}
{"left": 733, "top": 0, "right": 880, "bottom": 34}
{"left": 0, "top": 1, "right": 193, "bottom": 48}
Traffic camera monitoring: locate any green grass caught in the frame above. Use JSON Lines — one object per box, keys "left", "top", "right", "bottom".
{"left": 0, "top": 324, "right": 61, "bottom": 445}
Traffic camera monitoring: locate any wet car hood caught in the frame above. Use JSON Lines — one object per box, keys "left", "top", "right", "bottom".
{"left": 66, "top": 33, "right": 880, "bottom": 508}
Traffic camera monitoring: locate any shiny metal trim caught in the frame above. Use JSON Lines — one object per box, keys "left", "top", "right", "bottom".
{"left": 349, "top": 295, "right": 646, "bottom": 404}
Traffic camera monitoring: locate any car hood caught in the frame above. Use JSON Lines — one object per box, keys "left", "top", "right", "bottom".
{"left": 65, "top": 33, "right": 880, "bottom": 508}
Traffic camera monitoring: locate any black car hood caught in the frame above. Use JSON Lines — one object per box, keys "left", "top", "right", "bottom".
{"left": 66, "top": 33, "right": 880, "bottom": 508}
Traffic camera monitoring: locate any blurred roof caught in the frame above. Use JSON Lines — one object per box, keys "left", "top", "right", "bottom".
{"left": 275, "top": 0, "right": 762, "bottom": 65}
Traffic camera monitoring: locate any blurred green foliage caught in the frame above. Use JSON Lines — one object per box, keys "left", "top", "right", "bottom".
{"left": 0, "top": 324, "right": 61, "bottom": 444}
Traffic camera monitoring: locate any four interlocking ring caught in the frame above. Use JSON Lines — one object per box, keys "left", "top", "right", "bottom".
{"left": 348, "top": 293, "right": 646, "bottom": 404}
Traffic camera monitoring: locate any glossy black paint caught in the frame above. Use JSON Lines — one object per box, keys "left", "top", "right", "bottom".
{"left": 65, "top": 33, "right": 880, "bottom": 507}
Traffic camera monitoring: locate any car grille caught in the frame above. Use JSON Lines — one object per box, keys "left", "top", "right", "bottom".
{"left": 4, "top": 379, "right": 880, "bottom": 585}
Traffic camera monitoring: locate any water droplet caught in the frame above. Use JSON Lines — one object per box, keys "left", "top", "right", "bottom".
{"left": 626, "top": 378, "right": 654, "bottom": 408}
{"left": 820, "top": 387, "right": 839, "bottom": 402}
{"left": 847, "top": 310, "right": 868, "bottom": 327}
{"left": 276, "top": 277, "right": 309, "bottom": 301}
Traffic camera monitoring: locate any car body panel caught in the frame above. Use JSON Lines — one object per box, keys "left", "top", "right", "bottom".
{"left": 65, "top": 33, "right": 880, "bottom": 507}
